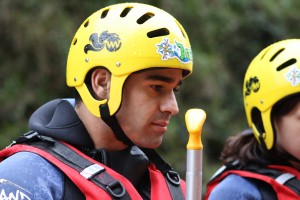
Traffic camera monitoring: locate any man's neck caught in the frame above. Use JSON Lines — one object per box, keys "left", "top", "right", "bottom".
{"left": 75, "top": 102, "right": 128, "bottom": 150}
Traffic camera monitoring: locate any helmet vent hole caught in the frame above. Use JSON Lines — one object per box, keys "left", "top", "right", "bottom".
{"left": 260, "top": 49, "right": 270, "bottom": 60}
{"left": 270, "top": 48, "right": 285, "bottom": 62}
{"left": 276, "top": 58, "right": 297, "bottom": 71}
{"left": 120, "top": 7, "right": 132, "bottom": 17}
{"left": 84, "top": 20, "right": 89, "bottom": 27}
{"left": 72, "top": 38, "right": 77, "bottom": 45}
{"left": 137, "top": 13, "right": 154, "bottom": 24}
{"left": 147, "top": 28, "right": 170, "bottom": 38}
{"left": 101, "top": 9, "right": 109, "bottom": 19}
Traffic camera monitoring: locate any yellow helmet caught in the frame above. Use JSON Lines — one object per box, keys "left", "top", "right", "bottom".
{"left": 243, "top": 39, "right": 300, "bottom": 150}
{"left": 66, "top": 2, "right": 193, "bottom": 117}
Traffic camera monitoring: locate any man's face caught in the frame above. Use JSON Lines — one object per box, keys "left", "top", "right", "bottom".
{"left": 116, "top": 68, "right": 183, "bottom": 148}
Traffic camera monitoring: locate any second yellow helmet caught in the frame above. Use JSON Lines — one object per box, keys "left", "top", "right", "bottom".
{"left": 244, "top": 39, "right": 300, "bottom": 149}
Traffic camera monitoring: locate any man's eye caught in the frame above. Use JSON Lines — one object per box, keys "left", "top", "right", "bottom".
{"left": 151, "top": 85, "right": 163, "bottom": 92}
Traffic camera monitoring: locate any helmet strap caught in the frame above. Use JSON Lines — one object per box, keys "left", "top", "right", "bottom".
{"left": 258, "top": 133, "right": 268, "bottom": 150}
{"left": 252, "top": 124, "right": 268, "bottom": 150}
{"left": 100, "top": 104, "right": 134, "bottom": 146}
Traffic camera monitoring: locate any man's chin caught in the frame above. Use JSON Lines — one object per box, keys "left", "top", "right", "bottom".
{"left": 139, "top": 140, "right": 163, "bottom": 149}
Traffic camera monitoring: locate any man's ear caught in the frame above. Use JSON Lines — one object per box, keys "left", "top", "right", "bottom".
{"left": 91, "top": 68, "right": 111, "bottom": 100}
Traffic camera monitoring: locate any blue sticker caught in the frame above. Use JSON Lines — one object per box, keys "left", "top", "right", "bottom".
{"left": 156, "top": 38, "right": 192, "bottom": 63}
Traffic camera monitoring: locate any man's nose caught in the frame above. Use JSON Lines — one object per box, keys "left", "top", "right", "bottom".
{"left": 160, "top": 92, "right": 179, "bottom": 116}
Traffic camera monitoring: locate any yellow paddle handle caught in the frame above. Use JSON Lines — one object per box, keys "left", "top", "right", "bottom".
{"left": 185, "top": 109, "right": 206, "bottom": 150}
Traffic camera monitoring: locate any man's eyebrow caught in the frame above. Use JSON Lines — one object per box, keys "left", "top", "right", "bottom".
{"left": 146, "top": 75, "right": 176, "bottom": 83}
{"left": 146, "top": 74, "right": 183, "bottom": 86}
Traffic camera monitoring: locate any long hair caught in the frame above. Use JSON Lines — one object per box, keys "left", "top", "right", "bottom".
{"left": 220, "top": 129, "right": 260, "bottom": 164}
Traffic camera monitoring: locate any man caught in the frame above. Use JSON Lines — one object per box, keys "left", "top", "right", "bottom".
{"left": 0, "top": 2, "right": 193, "bottom": 199}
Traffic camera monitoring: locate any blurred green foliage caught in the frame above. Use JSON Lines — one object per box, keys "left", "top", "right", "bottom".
{"left": 1, "top": 0, "right": 300, "bottom": 192}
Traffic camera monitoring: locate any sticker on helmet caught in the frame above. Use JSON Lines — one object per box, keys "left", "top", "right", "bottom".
{"left": 244, "top": 76, "right": 260, "bottom": 96}
{"left": 285, "top": 65, "right": 300, "bottom": 87}
{"left": 84, "top": 31, "right": 122, "bottom": 53}
{"left": 156, "top": 38, "right": 192, "bottom": 63}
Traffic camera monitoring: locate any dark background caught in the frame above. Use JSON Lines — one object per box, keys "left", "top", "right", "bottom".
{"left": 1, "top": 0, "right": 300, "bottom": 192}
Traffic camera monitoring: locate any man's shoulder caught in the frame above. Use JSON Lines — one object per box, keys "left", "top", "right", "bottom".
{"left": 208, "top": 174, "right": 262, "bottom": 200}
{"left": 0, "top": 151, "right": 59, "bottom": 172}
{"left": 0, "top": 151, "right": 64, "bottom": 199}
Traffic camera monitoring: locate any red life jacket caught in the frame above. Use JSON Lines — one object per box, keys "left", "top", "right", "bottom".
{"left": 205, "top": 162, "right": 300, "bottom": 200}
{"left": 0, "top": 139, "right": 186, "bottom": 200}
